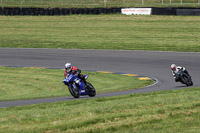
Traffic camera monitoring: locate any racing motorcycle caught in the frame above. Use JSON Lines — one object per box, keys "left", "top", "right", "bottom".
{"left": 63, "top": 73, "right": 96, "bottom": 98}
{"left": 175, "top": 69, "right": 193, "bottom": 86}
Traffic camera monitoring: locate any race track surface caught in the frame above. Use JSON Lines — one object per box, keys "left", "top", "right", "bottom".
{"left": 0, "top": 48, "right": 200, "bottom": 108}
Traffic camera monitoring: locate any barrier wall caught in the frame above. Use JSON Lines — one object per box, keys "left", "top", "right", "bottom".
{"left": 0, "top": 7, "right": 200, "bottom": 16}
{"left": 151, "top": 7, "right": 177, "bottom": 15}
{"left": 177, "top": 9, "right": 200, "bottom": 16}
{"left": 0, "top": 7, "right": 121, "bottom": 15}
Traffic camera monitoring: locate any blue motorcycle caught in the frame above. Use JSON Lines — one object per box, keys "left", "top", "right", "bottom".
{"left": 63, "top": 74, "right": 96, "bottom": 98}
{"left": 175, "top": 69, "right": 193, "bottom": 86}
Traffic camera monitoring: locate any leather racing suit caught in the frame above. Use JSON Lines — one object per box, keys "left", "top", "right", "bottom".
{"left": 172, "top": 66, "right": 190, "bottom": 82}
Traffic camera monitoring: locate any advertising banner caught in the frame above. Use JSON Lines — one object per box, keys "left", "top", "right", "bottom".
{"left": 121, "top": 8, "right": 152, "bottom": 15}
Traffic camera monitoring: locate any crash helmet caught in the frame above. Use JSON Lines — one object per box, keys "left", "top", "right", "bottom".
{"left": 65, "top": 63, "right": 72, "bottom": 73}
{"left": 171, "top": 64, "right": 176, "bottom": 71}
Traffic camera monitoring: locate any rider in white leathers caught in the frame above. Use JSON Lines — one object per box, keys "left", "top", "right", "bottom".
{"left": 171, "top": 64, "right": 191, "bottom": 82}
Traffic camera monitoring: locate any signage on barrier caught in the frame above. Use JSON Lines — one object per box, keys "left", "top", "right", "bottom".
{"left": 121, "top": 8, "right": 152, "bottom": 15}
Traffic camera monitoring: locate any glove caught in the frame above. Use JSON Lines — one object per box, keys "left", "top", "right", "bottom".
{"left": 63, "top": 78, "right": 66, "bottom": 82}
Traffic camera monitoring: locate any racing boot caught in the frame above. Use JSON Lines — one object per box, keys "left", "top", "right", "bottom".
{"left": 83, "top": 75, "right": 88, "bottom": 89}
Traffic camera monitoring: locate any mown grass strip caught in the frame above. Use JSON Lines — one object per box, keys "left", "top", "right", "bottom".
{"left": 0, "top": 66, "right": 153, "bottom": 101}
{"left": 1, "top": 0, "right": 200, "bottom": 8}
{"left": 1, "top": 87, "right": 200, "bottom": 132}
{"left": 0, "top": 15, "right": 200, "bottom": 52}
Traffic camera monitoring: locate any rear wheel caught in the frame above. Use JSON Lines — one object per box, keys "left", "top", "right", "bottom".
{"left": 86, "top": 82, "right": 96, "bottom": 97}
{"left": 181, "top": 76, "right": 192, "bottom": 86}
{"left": 188, "top": 77, "right": 193, "bottom": 86}
{"left": 190, "top": 80, "right": 193, "bottom": 86}
{"left": 68, "top": 83, "right": 80, "bottom": 98}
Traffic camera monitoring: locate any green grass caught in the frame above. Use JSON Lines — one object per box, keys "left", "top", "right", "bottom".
{"left": 1, "top": 87, "right": 200, "bottom": 132}
{"left": 0, "top": 15, "right": 200, "bottom": 52}
{"left": 0, "top": 66, "right": 153, "bottom": 101}
{"left": 1, "top": 0, "right": 200, "bottom": 8}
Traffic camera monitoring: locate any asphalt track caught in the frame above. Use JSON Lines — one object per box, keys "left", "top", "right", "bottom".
{"left": 0, "top": 48, "right": 200, "bottom": 108}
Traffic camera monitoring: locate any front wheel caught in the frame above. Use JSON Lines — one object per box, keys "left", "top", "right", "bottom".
{"left": 68, "top": 83, "right": 80, "bottom": 98}
{"left": 86, "top": 82, "right": 96, "bottom": 97}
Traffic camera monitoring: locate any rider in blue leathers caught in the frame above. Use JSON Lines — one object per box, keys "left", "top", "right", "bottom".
{"left": 63, "top": 63, "right": 88, "bottom": 85}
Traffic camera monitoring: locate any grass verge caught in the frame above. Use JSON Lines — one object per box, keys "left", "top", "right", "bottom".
{"left": 1, "top": 0, "right": 200, "bottom": 8}
{"left": 0, "top": 15, "right": 200, "bottom": 52}
{"left": 0, "top": 66, "right": 153, "bottom": 101}
{"left": 1, "top": 87, "right": 200, "bottom": 132}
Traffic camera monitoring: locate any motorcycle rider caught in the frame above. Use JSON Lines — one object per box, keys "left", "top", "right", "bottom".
{"left": 63, "top": 63, "right": 87, "bottom": 84}
{"left": 171, "top": 64, "right": 191, "bottom": 82}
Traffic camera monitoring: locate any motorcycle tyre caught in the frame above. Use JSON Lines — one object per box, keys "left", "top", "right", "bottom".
{"left": 86, "top": 82, "right": 96, "bottom": 97}
{"left": 181, "top": 76, "right": 192, "bottom": 86}
{"left": 189, "top": 80, "right": 193, "bottom": 86}
{"left": 68, "top": 83, "right": 80, "bottom": 98}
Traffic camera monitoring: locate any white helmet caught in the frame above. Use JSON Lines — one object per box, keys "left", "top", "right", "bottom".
{"left": 65, "top": 63, "right": 72, "bottom": 73}
{"left": 171, "top": 64, "right": 176, "bottom": 71}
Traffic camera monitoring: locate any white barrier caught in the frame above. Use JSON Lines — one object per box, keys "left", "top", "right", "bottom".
{"left": 121, "top": 8, "right": 152, "bottom": 15}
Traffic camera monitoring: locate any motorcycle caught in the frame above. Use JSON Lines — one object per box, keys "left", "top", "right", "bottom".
{"left": 63, "top": 73, "right": 96, "bottom": 98}
{"left": 175, "top": 69, "right": 193, "bottom": 86}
